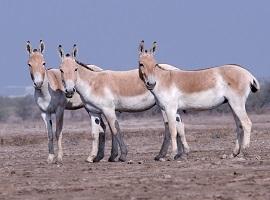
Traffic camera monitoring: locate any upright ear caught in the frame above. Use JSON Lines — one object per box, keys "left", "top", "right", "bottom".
{"left": 39, "top": 40, "right": 45, "bottom": 53}
{"left": 26, "top": 41, "right": 32, "bottom": 54}
{"left": 72, "top": 44, "right": 78, "bottom": 58}
{"left": 138, "top": 40, "right": 145, "bottom": 54}
{"left": 58, "top": 45, "right": 65, "bottom": 59}
{"left": 151, "top": 41, "right": 157, "bottom": 54}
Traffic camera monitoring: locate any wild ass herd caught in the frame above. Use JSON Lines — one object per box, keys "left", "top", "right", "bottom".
{"left": 26, "top": 40, "right": 260, "bottom": 164}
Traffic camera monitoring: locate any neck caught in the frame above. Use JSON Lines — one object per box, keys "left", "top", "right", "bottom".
{"left": 155, "top": 66, "right": 171, "bottom": 87}
{"left": 76, "top": 63, "right": 96, "bottom": 84}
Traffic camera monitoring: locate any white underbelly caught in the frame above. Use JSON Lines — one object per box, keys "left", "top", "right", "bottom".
{"left": 179, "top": 88, "right": 225, "bottom": 110}
{"left": 115, "top": 93, "right": 155, "bottom": 112}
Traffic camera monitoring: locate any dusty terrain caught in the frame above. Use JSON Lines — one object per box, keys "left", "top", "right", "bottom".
{"left": 0, "top": 113, "right": 270, "bottom": 200}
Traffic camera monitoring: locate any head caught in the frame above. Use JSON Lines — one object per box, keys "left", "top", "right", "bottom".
{"left": 26, "top": 40, "right": 46, "bottom": 89}
{"left": 138, "top": 40, "right": 158, "bottom": 90}
{"left": 58, "top": 44, "right": 78, "bottom": 98}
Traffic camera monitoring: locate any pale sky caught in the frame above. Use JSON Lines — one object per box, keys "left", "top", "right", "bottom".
{"left": 0, "top": 0, "right": 269, "bottom": 95}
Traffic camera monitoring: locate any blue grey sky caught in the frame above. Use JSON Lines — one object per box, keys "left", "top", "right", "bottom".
{"left": 0, "top": 0, "right": 269, "bottom": 95}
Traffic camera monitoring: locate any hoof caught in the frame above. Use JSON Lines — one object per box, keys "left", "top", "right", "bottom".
{"left": 47, "top": 154, "right": 55, "bottom": 164}
{"left": 118, "top": 156, "right": 127, "bottom": 162}
{"left": 154, "top": 155, "right": 166, "bottom": 162}
{"left": 85, "top": 156, "right": 95, "bottom": 163}
{"left": 108, "top": 157, "right": 118, "bottom": 162}
{"left": 183, "top": 147, "right": 191, "bottom": 154}
{"left": 174, "top": 153, "right": 188, "bottom": 161}
{"left": 93, "top": 156, "right": 103, "bottom": 163}
{"left": 57, "top": 154, "right": 63, "bottom": 163}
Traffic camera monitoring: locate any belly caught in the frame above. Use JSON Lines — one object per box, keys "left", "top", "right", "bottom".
{"left": 179, "top": 88, "right": 225, "bottom": 110}
{"left": 115, "top": 92, "right": 155, "bottom": 112}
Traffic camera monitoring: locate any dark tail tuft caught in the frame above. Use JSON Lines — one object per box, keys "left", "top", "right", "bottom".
{"left": 250, "top": 79, "right": 259, "bottom": 93}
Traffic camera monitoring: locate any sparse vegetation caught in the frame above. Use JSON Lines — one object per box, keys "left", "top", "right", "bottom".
{"left": 0, "top": 79, "right": 269, "bottom": 122}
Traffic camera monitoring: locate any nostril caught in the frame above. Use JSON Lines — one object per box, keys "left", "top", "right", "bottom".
{"left": 65, "top": 89, "right": 68, "bottom": 93}
{"left": 146, "top": 81, "right": 150, "bottom": 86}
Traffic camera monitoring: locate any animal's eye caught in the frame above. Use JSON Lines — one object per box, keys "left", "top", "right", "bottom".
{"left": 75, "top": 68, "right": 78, "bottom": 72}
{"left": 43, "top": 62, "right": 46, "bottom": 66}
{"left": 60, "top": 69, "right": 63, "bottom": 73}
{"left": 28, "top": 64, "right": 31, "bottom": 67}
{"left": 139, "top": 63, "right": 144, "bottom": 67}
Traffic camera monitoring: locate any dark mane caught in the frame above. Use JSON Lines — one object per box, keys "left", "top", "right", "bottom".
{"left": 75, "top": 60, "right": 94, "bottom": 71}
{"left": 75, "top": 60, "right": 104, "bottom": 72}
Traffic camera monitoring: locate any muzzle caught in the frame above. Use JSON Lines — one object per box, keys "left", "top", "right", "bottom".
{"left": 33, "top": 81, "right": 43, "bottom": 89}
{"left": 146, "top": 81, "right": 156, "bottom": 90}
{"left": 65, "top": 87, "right": 76, "bottom": 98}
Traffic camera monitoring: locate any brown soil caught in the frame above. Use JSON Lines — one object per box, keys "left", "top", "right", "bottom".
{"left": 0, "top": 114, "right": 270, "bottom": 200}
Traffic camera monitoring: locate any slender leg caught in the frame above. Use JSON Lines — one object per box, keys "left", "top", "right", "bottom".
{"left": 231, "top": 112, "right": 242, "bottom": 157}
{"left": 86, "top": 113, "right": 104, "bottom": 162}
{"left": 41, "top": 112, "right": 54, "bottom": 163}
{"left": 155, "top": 111, "right": 189, "bottom": 161}
{"left": 165, "top": 109, "right": 178, "bottom": 160}
{"left": 55, "top": 108, "right": 64, "bottom": 163}
{"left": 229, "top": 100, "right": 252, "bottom": 157}
{"left": 175, "top": 115, "right": 190, "bottom": 158}
{"left": 154, "top": 122, "right": 171, "bottom": 161}
{"left": 104, "top": 110, "right": 127, "bottom": 162}
{"left": 93, "top": 117, "right": 106, "bottom": 162}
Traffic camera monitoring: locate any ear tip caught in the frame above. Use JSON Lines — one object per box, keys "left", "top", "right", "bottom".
{"left": 141, "top": 40, "right": 144, "bottom": 43}
{"left": 58, "top": 45, "right": 62, "bottom": 48}
{"left": 40, "top": 40, "right": 43, "bottom": 43}
{"left": 73, "top": 44, "right": 77, "bottom": 47}
{"left": 27, "top": 41, "right": 30, "bottom": 43}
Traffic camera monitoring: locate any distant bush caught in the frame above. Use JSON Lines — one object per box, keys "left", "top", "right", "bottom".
{"left": 0, "top": 79, "right": 269, "bottom": 122}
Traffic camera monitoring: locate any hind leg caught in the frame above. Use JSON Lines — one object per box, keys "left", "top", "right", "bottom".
{"left": 229, "top": 100, "right": 252, "bottom": 157}
{"left": 86, "top": 113, "right": 105, "bottom": 163}
{"left": 93, "top": 117, "right": 106, "bottom": 162}
{"left": 176, "top": 114, "right": 190, "bottom": 154}
{"left": 103, "top": 109, "right": 127, "bottom": 162}
{"left": 174, "top": 115, "right": 190, "bottom": 160}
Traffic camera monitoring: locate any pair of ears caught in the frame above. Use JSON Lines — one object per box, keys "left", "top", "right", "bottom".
{"left": 139, "top": 40, "right": 157, "bottom": 54}
{"left": 26, "top": 40, "right": 78, "bottom": 59}
{"left": 58, "top": 44, "right": 78, "bottom": 59}
{"left": 26, "top": 40, "right": 45, "bottom": 54}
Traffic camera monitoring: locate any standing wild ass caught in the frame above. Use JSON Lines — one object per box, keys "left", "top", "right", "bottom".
{"left": 138, "top": 41, "right": 260, "bottom": 159}
{"left": 26, "top": 40, "right": 106, "bottom": 163}
{"left": 58, "top": 44, "right": 190, "bottom": 162}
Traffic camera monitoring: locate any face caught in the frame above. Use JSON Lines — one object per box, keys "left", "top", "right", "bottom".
{"left": 138, "top": 41, "right": 158, "bottom": 90}
{"left": 26, "top": 40, "right": 46, "bottom": 89}
{"left": 139, "top": 55, "right": 158, "bottom": 90}
{"left": 58, "top": 45, "right": 78, "bottom": 98}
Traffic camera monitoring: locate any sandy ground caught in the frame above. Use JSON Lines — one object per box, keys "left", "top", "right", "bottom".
{"left": 0, "top": 113, "right": 270, "bottom": 200}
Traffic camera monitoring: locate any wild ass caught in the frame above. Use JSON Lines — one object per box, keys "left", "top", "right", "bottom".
{"left": 58, "top": 44, "right": 189, "bottom": 162}
{"left": 26, "top": 40, "right": 106, "bottom": 163}
{"left": 138, "top": 41, "right": 260, "bottom": 159}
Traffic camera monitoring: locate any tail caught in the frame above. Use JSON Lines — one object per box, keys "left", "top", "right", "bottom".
{"left": 250, "top": 76, "right": 260, "bottom": 93}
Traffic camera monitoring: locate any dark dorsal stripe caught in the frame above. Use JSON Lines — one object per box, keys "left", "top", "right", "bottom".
{"left": 75, "top": 60, "right": 94, "bottom": 71}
